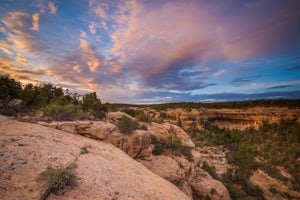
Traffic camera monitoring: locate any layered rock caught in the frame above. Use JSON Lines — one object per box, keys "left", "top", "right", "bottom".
{"left": 151, "top": 107, "right": 300, "bottom": 130}
{"left": 38, "top": 113, "right": 195, "bottom": 159}
{"left": 249, "top": 169, "right": 300, "bottom": 200}
{"left": 0, "top": 115, "right": 190, "bottom": 200}
{"left": 138, "top": 155, "right": 230, "bottom": 200}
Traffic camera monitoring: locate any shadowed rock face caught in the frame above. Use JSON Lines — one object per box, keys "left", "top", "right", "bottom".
{"left": 0, "top": 115, "right": 190, "bottom": 200}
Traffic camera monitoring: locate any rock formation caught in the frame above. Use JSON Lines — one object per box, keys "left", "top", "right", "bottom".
{"left": 0, "top": 115, "right": 190, "bottom": 200}
{"left": 38, "top": 112, "right": 195, "bottom": 159}
{"left": 139, "top": 155, "right": 230, "bottom": 200}
{"left": 249, "top": 170, "right": 300, "bottom": 200}
{"left": 149, "top": 107, "right": 300, "bottom": 130}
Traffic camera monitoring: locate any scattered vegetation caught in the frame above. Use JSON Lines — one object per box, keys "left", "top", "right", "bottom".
{"left": 187, "top": 120, "right": 300, "bottom": 199}
{"left": 109, "top": 99, "right": 300, "bottom": 111}
{"left": 165, "top": 127, "right": 182, "bottom": 150}
{"left": 201, "top": 161, "right": 220, "bottom": 181}
{"left": 117, "top": 115, "right": 139, "bottom": 134}
{"left": 139, "top": 124, "right": 148, "bottom": 131}
{"left": 122, "top": 108, "right": 151, "bottom": 122}
{"left": 152, "top": 126, "right": 193, "bottom": 161}
{"left": 152, "top": 144, "right": 164, "bottom": 155}
{"left": 80, "top": 145, "right": 90, "bottom": 154}
{"left": 38, "top": 163, "right": 77, "bottom": 200}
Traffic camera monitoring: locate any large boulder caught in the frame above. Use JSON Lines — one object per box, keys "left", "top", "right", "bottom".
{"left": 139, "top": 155, "right": 187, "bottom": 185}
{"left": 109, "top": 130, "right": 155, "bottom": 158}
{"left": 0, "top": 115, "right": 190, "bottom": 200}
{"left": 147, "top": 123, "right": 195, "bottom": 148}
{"left": 189, "top": 167, "right": 230, "bottom": 200}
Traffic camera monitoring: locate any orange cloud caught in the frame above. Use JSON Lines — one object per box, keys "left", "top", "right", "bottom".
{"left": 79, "top": 39, "right": 100, "bottom": 72}
{"left": 16, "top": 54, "right": 28, "bottom": 64}
{"left": 0, "top": 46, "right": 13, "bottom": 56}
{"left": 112, "top": 63, "right": 121, "bottom": 73}
{"left": 48, "top": 2, "right": 57, "bottom": 14}
{"left": 80, "top": 30, "right": 87, "bottom": 38}
{"left": 72, "top": 65, "right": 83, "bottom": 73}
{"left": 31, "top": 13, "right": 39, "bottom": 31}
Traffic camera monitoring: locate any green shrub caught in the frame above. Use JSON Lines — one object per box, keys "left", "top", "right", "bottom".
{"left": 202, "top": 161, "right": 220, "bottom": 180}
{"left": 152, "top": 144, "right": 164, "bottom": 155}
{"left": 181, "top": 146, "right": 194, "bottom": 162}
{"left": 165, "top": 127, "right": 182, "bottom": 150}
{"left": 43, "top": 103, "right": 83, "bottom": 120}
{"left": 39, "top": 164, "right": 76, "bottom": 199}
{"left": 139, "top": 124, "right": 148, "bottom": 130}
{"left": 122, "top": 108, "right": 135, "bottom": 117}
{"left": 122, "top": 109, "right": 150, "bottom": 122}
{"left": 80, "top": 145, "right": 90, "bottom": 154}
{"left": 117, "top": 116, "right": 138, "bottom": 134}
{"left": 91, "top": 103, "right": 107, "bottom": 120}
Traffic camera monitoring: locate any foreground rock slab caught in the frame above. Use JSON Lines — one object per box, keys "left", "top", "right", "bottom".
{"left": 0, "top": 115, "right": 189, "bottom": 200}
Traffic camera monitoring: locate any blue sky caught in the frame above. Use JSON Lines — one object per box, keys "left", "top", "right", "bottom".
{"left": 0, "top": 0, "right": 300, "bottom": 103}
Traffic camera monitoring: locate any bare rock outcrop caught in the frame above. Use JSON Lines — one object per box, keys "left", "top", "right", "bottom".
{"left": 189, "top": 167, "right": 230, "bottom": 200}
{"left": 108, "top": 130, "right": 155, "bottom": 158}
{"left": 0, "top": 115, "right": 190, "bottom": 200}
{"left": 249, "top": 169, "right": 300, "bottom": 200}
{"left": 138, "top": 155, "right": 230, "bottom": 200}
{"left": 39, "top": 120, "right": 155, "bottom": 158}
{"left": 38, "top": 116, "right": 195, "bottom": 159}
{"left": 147, "top": 122, "right": 195, "bottom": 148}
{"left": 139, "top": 155, "right": 187, "bottom": 185}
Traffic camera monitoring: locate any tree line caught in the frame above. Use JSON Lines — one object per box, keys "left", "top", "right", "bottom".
{"left": 0, "top": 74, "right": 107, "bottom": 120}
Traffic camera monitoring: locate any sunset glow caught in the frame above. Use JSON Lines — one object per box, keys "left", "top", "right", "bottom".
{"left": 1, "top": 0, "right": 300, "bottom": 103}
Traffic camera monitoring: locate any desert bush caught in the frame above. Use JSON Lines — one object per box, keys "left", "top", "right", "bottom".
{"left": 152, "top": 144, "right": 164, "bottom": 155}
{"left": 165, "top": 127, "right": 182, "bottom": 150}
{"left": 39, "top": 164, "right": 76, "bottom": 200}
{"left": 139, "top": 124, "right": 148, "bottom": 130}
{"left": 91, "top": 103, "right": 107, "bottom": 120}
{"left": 202, "top": 161, "right": 220, "bottom": 180}
{"left": 122, "top": 109, "right": 150, "bottom": 122}
{"left": 117, "top": 116, "right": 138, "bottom": 134}
{"left": 43, "top": 103, "right": 84, "bottom": 120}
{"left": 180, "top": 146, "right": 193, "bottom": 162}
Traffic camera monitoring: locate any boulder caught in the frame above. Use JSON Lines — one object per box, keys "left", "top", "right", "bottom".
{"left": 139, "top": 155, "right": 187, "bottom": 185}
{"left": 189, "top": 167, "right": 230, "bottom": 200}
{"left": 0, "top": 115, "right": 190, "bottom": 200}
{"left": 109, "top": 130, "right": 155, "bottom": 158}
{"left": 147, "top": 123, "right": 195, "bottom": 148}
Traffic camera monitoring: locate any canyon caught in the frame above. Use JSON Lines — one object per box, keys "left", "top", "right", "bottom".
{"left": 1, "top": 106, "right": 300, "bottom": 199}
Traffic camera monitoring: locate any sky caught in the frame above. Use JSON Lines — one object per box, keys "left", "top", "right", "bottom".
{"left": 0, "top": 0, "right": 300, "bottom": 104}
